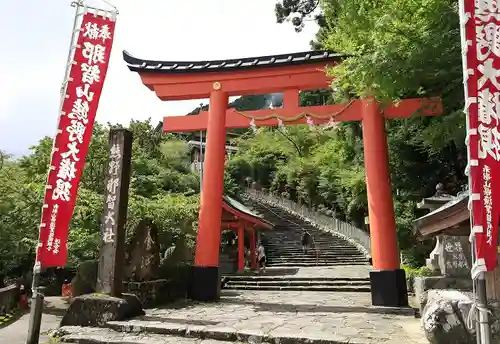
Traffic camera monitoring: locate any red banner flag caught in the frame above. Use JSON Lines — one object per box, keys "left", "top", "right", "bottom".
{"left": 37, "top": 11, "right": 117, "bottom": 267}
{"left": 462, "top": 0, "right": 500, "bottom": 277}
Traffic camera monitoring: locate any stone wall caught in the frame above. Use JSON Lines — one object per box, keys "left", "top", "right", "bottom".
{"left": 123, "top": 279, "right": 172, "bottom": 308}
{"left": 0, "top": 285, "right": 19, "bottom": 315}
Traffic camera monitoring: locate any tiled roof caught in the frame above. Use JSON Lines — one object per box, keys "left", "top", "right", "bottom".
{"left": 223, "top": 195, "right": 274, "bottom": 229}
{"left": 123, "top": 50, "right": 345, "bottom": 74}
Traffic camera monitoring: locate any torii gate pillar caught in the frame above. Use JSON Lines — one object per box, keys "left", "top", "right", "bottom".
{"left": 362, "top": 98, "right": 407, "bottom": 307}
{"left": 188, "top": 87, "right": 228, "bottom": 301}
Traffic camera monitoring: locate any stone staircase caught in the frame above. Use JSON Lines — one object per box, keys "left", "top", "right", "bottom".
{"left": 223, "top": 275, "right": 371, "bottom": 292}
{"left": 245, "top": 197, "right": 369, "bottom": 267}
{"left": 222, "top": 197, "right": 370, "bottom": 292}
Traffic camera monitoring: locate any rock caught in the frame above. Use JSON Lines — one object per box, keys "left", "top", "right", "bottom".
{"left": 71, "top": 260, "right": 98, "bottom": 296}
{"left": 125, "top": 219, "right": 161, "bottom": 281}
{"left": 414, "top": 276, "right": 473, "bottom": 313}
{"left": 422, "top": 290, "right": 475, "bottom": 344}
{"left": 60, "top": 293, "right": 144, "bottom": 327}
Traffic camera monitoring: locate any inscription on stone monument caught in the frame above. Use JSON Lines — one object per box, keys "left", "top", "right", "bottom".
{"left": 439, "top": 235, "right": 469, "bottom": 277}
{"left": 96, "top": 129, "right": 133, "bottom": 296}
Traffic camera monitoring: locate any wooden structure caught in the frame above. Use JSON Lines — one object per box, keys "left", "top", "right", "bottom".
{"left": 123, "top": 49, "right": 442, "bottom": 306}
{"left": 414, "top": 191, "right": 500, "bottom": 300}
{"left": 415, "top": 192, "right": 470, "bottom": 238}
{"left": 221, "top": 195, "right": 273, "bottom": 272}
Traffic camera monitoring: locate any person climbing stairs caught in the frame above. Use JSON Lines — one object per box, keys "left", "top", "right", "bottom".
{"left": 222, "top": 196, "right": 371, "bottom": 292}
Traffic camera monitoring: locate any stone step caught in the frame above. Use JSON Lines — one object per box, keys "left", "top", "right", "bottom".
{"left": 267, "top": 251, "right": 363, "bottom": 256}
{"left": 264, "top": 231, "right": 344, "bottom": 236}
{"left": 267, "top": 250, "right": 363, "bottom": 255}
{"left": 267, "top": 257, "right": 367, "bottom": 262}
{"left": 266, "top": 259, "right": 367, "bottom": 264}
{"left": 225, "top": 280, "right": 370, "bottom": 287}
{"left": 267, "top": 244, "right": 356, "bottom": 249}
{"left": 267, "top": 262, "right": 368, "bottom": 267}
{"left": 266, "top": 263, "right": 368, "bottom": 267}
{"left": 264, "top": 229, "right": 339, "bottom": 234}
{"left": 100, "top": 318, "right": 355, "bottom": 344}
{"left": 266, "top": 255, "right": 365, "bottom": 260}
{"left": 266, "top": 249, "right": 362, "bottom": 254}
{"left": 267, "top": 249, "right": 357, "bottom": 253}
{"left": 223, "top": 276, "right": 370, "bottom": 282}
{"left": 52, "top": 327, "right": 231, "bottom": 344}
{"left": 267, "top": 239, "right": 352, "bottom": 243}
{"left": 267, "top": 247, "right": 361, "bottom": 251}
{"left": 268, "top": 238, "right": 353, "bottom": 243}
{"left": 224, "top": 284, "right": 371, "bottom": 292}
{"left": 267, "top": 251, "right": 365, "bottom": 256}
{"left": 268, "top": 245, "right": 356, "bottom": 249}
{"left": 271, "top": 237, "right": 344, "bottom": 244}
{"left": 266, "top": 260, "right": 367, "bottom": 265}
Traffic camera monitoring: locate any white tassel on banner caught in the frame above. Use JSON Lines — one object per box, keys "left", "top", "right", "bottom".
{"left": 470, "top": 225, "right": 484, "bottom": 242}
{"left": 472, "top": 259, "right": 487, "bottom": 280}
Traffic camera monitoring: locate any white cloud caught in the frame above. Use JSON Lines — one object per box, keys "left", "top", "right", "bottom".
{"left": 0, "top": 0, "right": 318, "bottom": 156}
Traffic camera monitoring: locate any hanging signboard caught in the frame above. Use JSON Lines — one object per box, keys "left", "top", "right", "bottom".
{"left": 461, "top": 0, "right": 500, "bottom": 277}
{"left": 37, "top": 11, "right": 117, "bottom": 267}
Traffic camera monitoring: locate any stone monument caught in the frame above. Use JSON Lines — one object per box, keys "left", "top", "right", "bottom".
{"left": 96, "top": 129, "right": 133, "bottom": 296}
{"left": 439, "top": 235, "right": 470, "bottom": 277}
{"left": 125, "top": 219, "right": 161, "bottom": 281}
{"left": 61, "top": 129, "right": 144, "bottom": 327}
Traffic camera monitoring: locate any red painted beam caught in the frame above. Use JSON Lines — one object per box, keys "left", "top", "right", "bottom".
{"left": 222, "top": 223, "right": 239, "bottom": 229}
{"left": 384, "top": 97, "right": 442, "bottom": 119}
{"left": 164, "top": 104, "right": 359, "bottom": 132}
{"left": 163, "top": 98, "right": 442, "bottom": 132}
{"left": 138, "top": 63, "right": 336, "bottom": 101}
{"left": 153, "top": 71, "right": 331, "bottom": 100}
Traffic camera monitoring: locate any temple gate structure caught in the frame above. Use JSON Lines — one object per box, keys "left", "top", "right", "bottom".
{"left": 221, "top": 195, "right": 273, "bottom": 272}
{"left": 123, "top": 50, "right": 442, "bottom": 307}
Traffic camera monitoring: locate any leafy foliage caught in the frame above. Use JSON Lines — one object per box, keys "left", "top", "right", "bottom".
{"left": 1, "top": 0, "right": 469, "bottom": 276}
{"left": 275, "top": 0, "right": 323, "bottom": 32}
{"left": 226, "top": 0, "right": 467, "bottom": 267}
{"left": 0, "top": 119, "right": 240, "bottom": 277}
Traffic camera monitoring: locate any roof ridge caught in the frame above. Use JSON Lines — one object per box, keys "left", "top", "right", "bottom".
{"left": 123, "top": 50, "right": 346, "bottom": 74}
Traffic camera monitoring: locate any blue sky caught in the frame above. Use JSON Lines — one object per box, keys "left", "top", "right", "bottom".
{"left": 0, "top": 0, "right": 317, "bottom": 157}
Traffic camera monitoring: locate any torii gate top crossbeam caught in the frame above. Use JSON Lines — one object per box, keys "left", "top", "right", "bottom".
{"left": 123, "top": 50, "right": 442, "bottom": 133}
{"left": 123, "top": 50, "right": 344, "bottom": 100}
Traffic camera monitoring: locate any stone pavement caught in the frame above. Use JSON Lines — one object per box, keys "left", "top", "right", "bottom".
{"left": 58, "top": 291, "right": 427, "bottom": 344}
{"left": 0, "top": 297, "right": 68, "bottom": 344}
{"left": 2, "top": 266, "right": 428, "bottom": 344}
{"left": 54, "top": 266, "right": 428, "bottom": 344}
{"left": 282, "top": 264, "right": 372, "bottom": 278}
{"left": 73, "top": 289, "right": 425, "bottom": 344}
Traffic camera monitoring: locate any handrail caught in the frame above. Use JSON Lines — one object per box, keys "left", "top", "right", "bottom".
{"left": 253, "top": 195, "right": 322, "bottom": 265}
{"left": 245, "top": 188, "right": 371, "bottom": 259}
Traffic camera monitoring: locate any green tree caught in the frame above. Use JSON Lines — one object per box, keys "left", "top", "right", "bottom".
{"left": 0, "top": 119, "right": 211, "bottom": 277}
{"left": 275, "top": 0, "right": 323, "bottom": 32}
{"left": 227, "top": 0, "right": 466, "bottom": 267}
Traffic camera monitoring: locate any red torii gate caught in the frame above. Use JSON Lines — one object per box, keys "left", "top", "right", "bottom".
{"left": 123, "top": 50, "right": 442, "bottom": 307}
